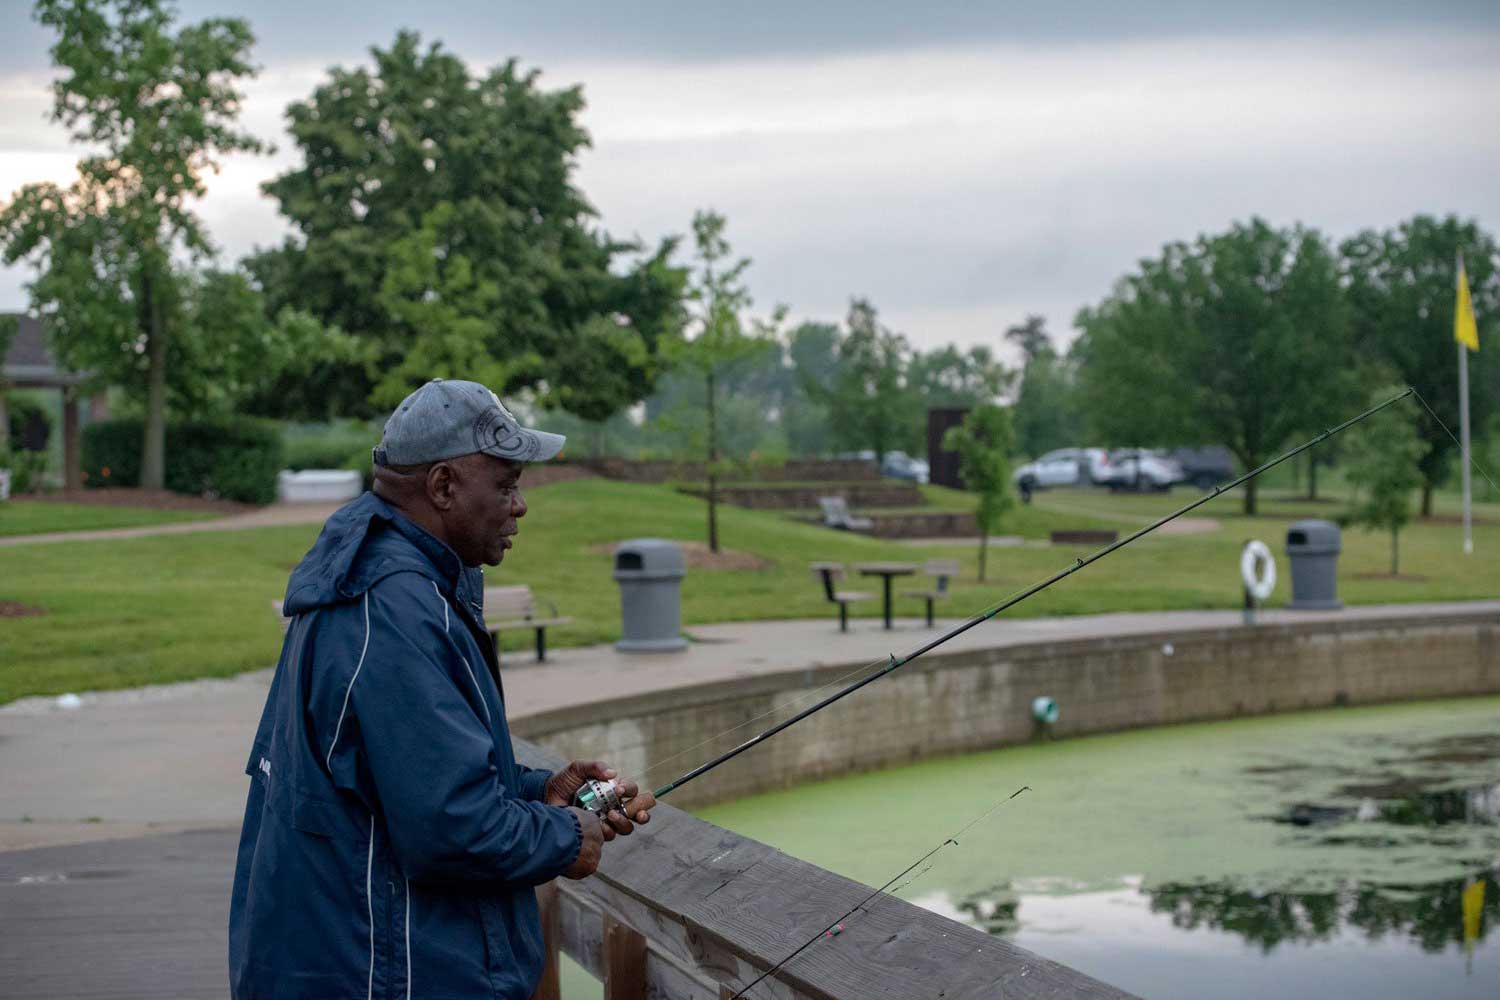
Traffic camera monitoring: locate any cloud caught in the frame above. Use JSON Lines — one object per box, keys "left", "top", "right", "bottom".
{"left": 4, "top": 26, "right": 1498, "bottom": 367}
{"left": 558, "top": 31, "right": 1500, "bottom": 352}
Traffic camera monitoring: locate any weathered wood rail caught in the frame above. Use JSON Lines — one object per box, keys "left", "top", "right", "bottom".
{"left": 518, "top": 739, "right": 1137, "bottom": 1000}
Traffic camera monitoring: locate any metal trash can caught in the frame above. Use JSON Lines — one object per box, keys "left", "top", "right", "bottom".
{"left": 1285, "top": 519, "right": 1342, "bottom": 610}
{"left": 613, "top": 539, "right": 688, "bottom": 653}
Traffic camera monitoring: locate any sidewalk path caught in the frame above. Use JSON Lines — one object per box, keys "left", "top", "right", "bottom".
{"left": 0, "top": 501, "right": 342, "bottom": 547}
{"left": 4, "top": 600, "right": 1496, "bottom": 852}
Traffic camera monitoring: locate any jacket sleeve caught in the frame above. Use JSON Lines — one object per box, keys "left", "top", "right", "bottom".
{"left": 323, "top": 574, "right": 581, "bottom": 886}
{"left": 516, "top": 765, "right": 554, "bottom": 803}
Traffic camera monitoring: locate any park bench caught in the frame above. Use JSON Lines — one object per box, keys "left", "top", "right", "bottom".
{"left": 482, "top": 585, "right": 573, "bottom": 664}
{"left": 271, "top": 585, "right": 572, "bottom": 664}
{"left": 900, "top": 558, "right": 961, "bottom": 627}
{"left": 809, "top": 562, "right": 873, "bottom": 632}
{"left": 818, "top": 495, "right": 873, "bottom": 532}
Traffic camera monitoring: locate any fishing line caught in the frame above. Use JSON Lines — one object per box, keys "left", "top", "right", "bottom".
{"left": 636, "top": 387, "right": 1414, "bottom": 803}
{"left": 636, "top": 574, "right": 1057, "bottom": 789}
{"left": 726, "top": 785, "right": 1031, "bottom": 999}
{"left": 1412, "top": 389, "right": 1500, "bottom": 495}
{"left": 636, "top": 656, "right": 919, "bottom": 785}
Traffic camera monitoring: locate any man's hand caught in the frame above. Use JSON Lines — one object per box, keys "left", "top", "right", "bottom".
{"left": 544, "top": 760, "right": 657, "bottom": 839}
{"left": 563, "top": 808, "right": 604, "bottom": 880}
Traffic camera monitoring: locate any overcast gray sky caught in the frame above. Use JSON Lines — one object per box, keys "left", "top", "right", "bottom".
{"left": 3, "top": 1, "right": 1498, "bottom": 362}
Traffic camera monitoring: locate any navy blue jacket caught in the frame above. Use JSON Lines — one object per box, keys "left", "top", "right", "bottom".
{"left": 229, "top": 493, "right": 580, "bottom": 999}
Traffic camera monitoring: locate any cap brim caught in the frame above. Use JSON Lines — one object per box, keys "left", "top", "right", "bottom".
{"left": 480, "top": 425, "right": 566, "bottom": 464}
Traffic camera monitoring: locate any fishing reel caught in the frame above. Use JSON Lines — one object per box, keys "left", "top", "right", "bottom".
{"left": 573, "top": 778, "right": 627, "bottom": 819}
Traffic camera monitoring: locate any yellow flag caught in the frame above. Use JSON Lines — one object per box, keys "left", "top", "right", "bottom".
{"left": 1462, "top": 877, "right": 1485, "bottom": 947}
{"left": 1456, "top": 256, "right": 1480, "bottom": 351}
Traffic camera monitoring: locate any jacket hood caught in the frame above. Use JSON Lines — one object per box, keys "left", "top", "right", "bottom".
{"left": 283, "top": 492, "right": 465, "bottom": 614}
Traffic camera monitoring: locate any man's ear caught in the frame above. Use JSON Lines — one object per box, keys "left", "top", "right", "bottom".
{"left": 425, "top": 462, "right": 458, "bottom": 511}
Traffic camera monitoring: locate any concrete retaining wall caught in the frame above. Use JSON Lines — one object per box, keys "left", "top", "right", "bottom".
{"left": 513, "top": 610, "right": 1499, "bottom": 808}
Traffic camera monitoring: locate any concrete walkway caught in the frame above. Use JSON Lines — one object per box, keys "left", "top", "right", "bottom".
{"left": 5, "top": 600, "right": 1498, "bottom": 852}
{"left": 0, "top": 501, "right": 341, "bottom": 547}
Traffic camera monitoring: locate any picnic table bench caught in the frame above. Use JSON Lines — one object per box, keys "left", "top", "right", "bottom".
{"left": 900, "top": 558, "right": 960, "bottom": 627}
{"left": 809, "top": 562, "right": 873, "bottom": 632}
{"left": 272, "top": 584, "right": 572, "bottom": 664}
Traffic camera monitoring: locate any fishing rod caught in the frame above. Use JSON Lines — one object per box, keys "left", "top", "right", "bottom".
{"left": 573, "top": 386, "right": 1415, "bottom": 819}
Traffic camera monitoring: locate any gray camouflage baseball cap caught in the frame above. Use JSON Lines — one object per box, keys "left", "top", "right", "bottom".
{"left": 373, "top": 379, "right": 566, "bottom": 467}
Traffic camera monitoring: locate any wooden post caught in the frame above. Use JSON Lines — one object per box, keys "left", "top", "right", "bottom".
{"left": 602, "top": 914, "right": 646, "bottom": 1000}
{"left": 0, "top": 390, "right": 9, "bottom": 452}
{"left": 529, "top": 881, "right": 561, "bottom": 1000}
{"left": 62, "top": 387, "right": 81, "bottom": 492}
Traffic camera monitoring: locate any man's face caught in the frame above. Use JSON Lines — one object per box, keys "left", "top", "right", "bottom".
{"left": 444, "top": 454, "right": 527, "bottom": 567}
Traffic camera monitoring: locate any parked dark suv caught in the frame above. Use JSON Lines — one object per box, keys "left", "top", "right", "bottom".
{"left": 1169, "top": 446, "right": 1235, "bottom": 490}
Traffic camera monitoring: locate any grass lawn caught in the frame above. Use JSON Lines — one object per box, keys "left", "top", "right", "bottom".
{"left": 0, "top": 500, "right": 214, "bottom": 538}
{"left": 1, "top": 477, "right": 1497, "bottom": 704}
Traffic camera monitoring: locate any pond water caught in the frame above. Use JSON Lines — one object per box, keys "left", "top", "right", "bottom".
{"left": 693, "top": 697, "right": 1500, "bottom": 999}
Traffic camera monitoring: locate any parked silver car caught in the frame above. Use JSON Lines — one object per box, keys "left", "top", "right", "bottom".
{"left": 1101, "top": 449, "right": 1184, "bottom": 491}
{"left": 1012, "top": 447, "right": 1113, "bottom": 497}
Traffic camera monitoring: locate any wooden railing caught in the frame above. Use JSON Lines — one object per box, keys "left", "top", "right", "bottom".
{"left": 519, "top": 739, "right": 1138, "bottom": 1000}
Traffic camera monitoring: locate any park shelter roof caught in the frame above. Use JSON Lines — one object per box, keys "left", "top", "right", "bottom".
{"left": 2, "top": 313, "right": 90, "bottom": 388}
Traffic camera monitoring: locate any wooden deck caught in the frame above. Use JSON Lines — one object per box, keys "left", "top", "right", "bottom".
{"left": 0, "top": 827, "right": 235, "bottom": 999}
{"left": 0, "top": 742, "right": 1140, "bottom": 999}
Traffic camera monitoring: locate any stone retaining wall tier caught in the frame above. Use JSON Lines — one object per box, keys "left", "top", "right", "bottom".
{"left": 679, "top": 482, "right": 924, "bottom": 510}
{"left": 585, "top": 458, "right": 881, "bottom": 483}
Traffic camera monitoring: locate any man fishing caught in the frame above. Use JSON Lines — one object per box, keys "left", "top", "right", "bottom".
{"left": 229, "top": 379, "right": 654, "bottom": 1000}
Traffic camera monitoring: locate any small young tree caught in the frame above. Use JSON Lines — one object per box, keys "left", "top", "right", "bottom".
{"left": 942, "top": 404, "right": 1016, "bottom": 582}
{"left": 1343, "top": 388, "right": 1429, "bottom": 575}
{"left": 667, "top": 210, "right": 780, "bottom": 553}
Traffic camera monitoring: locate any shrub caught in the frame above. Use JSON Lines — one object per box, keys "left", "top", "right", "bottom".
{"left": 0, "top": 448, "right": 50, "bottom": 494}
{"left": 82, "top": 418, "right": 285, "bottom": 504}
{"left": 7, "top": 395, "right": 52, "bottom": 451}
{"left": 342, "top": 447, "right": 374, "bottom": 491}
{"left": 281, "top": 421, "right": 378, "bottom": 471}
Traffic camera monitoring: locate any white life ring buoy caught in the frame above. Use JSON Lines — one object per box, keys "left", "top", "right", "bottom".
{"left": 1240, "top": 540, "right": 1276, "bottom": 602}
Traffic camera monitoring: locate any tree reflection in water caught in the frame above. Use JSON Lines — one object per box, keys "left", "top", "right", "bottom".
{"left": 954, "top": 890, "right": 1022, "bottom": 937}
{"left": 1147, "top": 872, "right": 1497, "bottom": 953}
{"left": 951, "top": 872, "right": 1497, "bottom": 954}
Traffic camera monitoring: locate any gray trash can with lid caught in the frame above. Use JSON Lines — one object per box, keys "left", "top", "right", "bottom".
{"left": 1285, "top": 519, "right": 1342, "bottom": 610}
{"left": 613, "top": 539, "right": 688, "bottom": 652}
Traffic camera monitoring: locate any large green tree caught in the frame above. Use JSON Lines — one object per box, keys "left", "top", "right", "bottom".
{"left": 1074, "top": 219, "right": 1356, "bottom": 514}
{"left": 0, "top": 0, "right": 264, "bottom": 488}
{"left": 1340, "top": 215, "right": 1499, "bottom": 515}
{"left": 907, "top": 344, "right": 1010, "bottom": 411}
{"left": 248, "top": 32, "right": 685, "bottom": 420}
{"left": 783, "top": 322, "right": 840, "bottom": 456}
{"left": 820, "top": 299, "right": 913, "bottom": 463}
{"left": 1004, "top": 315, "right": 1080, "bottom": 459}
{"left": 171, "top": 269, "right": 356, "bottom": 419}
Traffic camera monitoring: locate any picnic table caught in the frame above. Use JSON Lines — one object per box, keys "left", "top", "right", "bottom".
{"left": 852, "top": 560, "right": 917, "bottom": 629}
